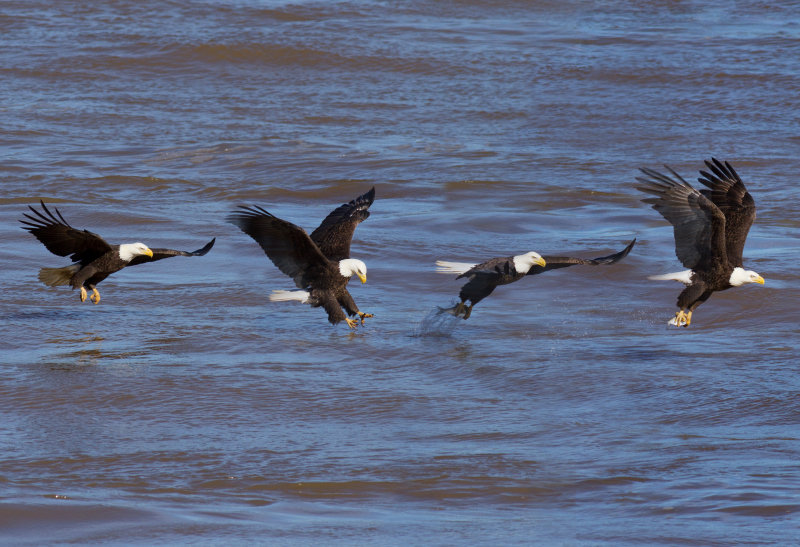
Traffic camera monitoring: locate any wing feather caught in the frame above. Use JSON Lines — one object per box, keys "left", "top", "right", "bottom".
{"left": 228, "top": 206, "right": 333, "bottom": 288}
{"left": 20, "top": 200, "right": 112, "bottom": 263}
{"left": 310, "top": 187, "right": 375, "bottom": 262}
{"left": 527, "top": 239, "right": 636, "bottom": 275}
{"left": 457, "top": 256, "right": 514, "bottom": 279}
{"left": 696, "top": 158, "right": 755, "bottom": 267}
{"left": 636, "top": 166, "right": 727, "bottom": 270}
{"left": 127, "top": 238, "right": 216, "bottom": 267}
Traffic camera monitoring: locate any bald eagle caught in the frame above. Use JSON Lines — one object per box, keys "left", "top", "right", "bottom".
{"left": 436, "top": 239, "right": 636, "bottom": 319}
{"left": 227, "top": 188, "right": 374, "bottom": 329}
{"left": 636, "top": 158, "right": 765, "bottom": 327}
{"left": 20, "top": 201, "right": 215, "bottom": 304}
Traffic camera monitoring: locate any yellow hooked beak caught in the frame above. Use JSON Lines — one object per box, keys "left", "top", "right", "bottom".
{"left": 144, "top": 247, "right": 154, "bottom": 258}
{"left": 535, "top": 257, "right": 546, "bottom": 267}
{"left": 357, "top": 273, "right": 367, "bottom": 284}
{"left": 755, "top": 275, "right": 765, "bottom": 285}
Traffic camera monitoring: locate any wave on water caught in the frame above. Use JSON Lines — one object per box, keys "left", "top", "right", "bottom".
{"left": 412, "top": 304, "right": 463, "bottom": 337}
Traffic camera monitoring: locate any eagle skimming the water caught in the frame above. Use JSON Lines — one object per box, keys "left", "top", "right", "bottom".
{"left": 436, "top": 239, "right": 636, "bottom": 319}
{"left": 636, "top": 158, "right": 764, "bottom": 327}
{"left": 21, "top": 200, "right": 216, "bottom": 304}
{"left": 227, "top": 188, "right": 374, "bottom": 329}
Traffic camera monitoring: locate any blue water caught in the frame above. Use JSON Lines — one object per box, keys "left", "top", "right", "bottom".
{"left": 2, "top": 1, "right": 800, "bottom": 544}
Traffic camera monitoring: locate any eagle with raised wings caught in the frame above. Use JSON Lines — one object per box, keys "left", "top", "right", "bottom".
{"left": 637, "top": 158, "right": 764, "bottom": 327}
{"left": 227, "top": 187, "right": 375, "bottom": 329}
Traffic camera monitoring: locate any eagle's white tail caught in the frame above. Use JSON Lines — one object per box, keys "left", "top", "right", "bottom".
{"left": 435, "top": 260, "right": 476, "bottom": 275}
{"left": 648, "top": 270, "right": 693, "bottom": 285}
{"left": 269, "top": 290, "right": 310, "bottom": 303}
{"left": 38, "top": 264, "right": 80, "bottom": 287}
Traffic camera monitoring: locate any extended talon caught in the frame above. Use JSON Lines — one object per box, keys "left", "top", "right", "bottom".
{"left": 345, "top": 317, "right": 358, "bottom": 329}
{"left": 357, "top": 312, "right": 373, "bottom": 325}
{"left": 90, "top": 288, "right": 101, "bottom": 305}
{"left": 670, "top": 310, "right": 691, "bottom": 327}
{"left": 79, "top": 287, "right": 87, "bottom": 302}
{"left": 462, "top": 304, "right": 474, "bottom": 320}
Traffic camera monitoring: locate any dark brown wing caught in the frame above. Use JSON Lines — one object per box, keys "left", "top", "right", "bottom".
{"left": 127, "top": 238, "right": 216, "bottom": 267}
{"left": 228, "top": 205, "right": 333, "bottom": 289}
{"left": 696, "top": 158, "right": 755, "bottom": 268}
{"left": 20, "top": 200, "right": 112, "bottom": 263}
{"left": 527, "top": 239, "right": 636, "bottom": 276}
{"left": 457, "top": 256, "right": 515, "bottom": 279}
{"left": 310, "top": 187, "right": 375, "bottom": 262}
{"left": 636, "top": 166, "right": 727, "bottom": 270}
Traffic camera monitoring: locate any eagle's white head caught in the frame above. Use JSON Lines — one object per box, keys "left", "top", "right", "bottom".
{"left": 339, "top": 258, "right": 367, "bottom": 283}
{"left": 729, "top": 267, "right": 765, "bottom": 287}
{"left": 512, "top": 252, "right": 546, "bottom": 274}
{"left": 118, "top": 242, "right": 154, "bottom": 262}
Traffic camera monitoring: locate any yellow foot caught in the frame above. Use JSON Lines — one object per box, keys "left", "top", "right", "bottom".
{"left": 462, "top": 304, "right": 474, "bottom": 320}
{"left": 454, "top": 302, "right": 465, "bottom": 317}
{"left": 90, "top": 288, "right": 101, "bottom": 305}
{"left": 669, "top": 310, "right": 691, "bottom": 327}
{"left": 80, "top": 287, "right": 87, "bottom": 302}
{"left": 345, "top": 317, "right": 358, "bottom": 329}
{"left": 357, "top": 311, "right": 373, "bottom": 325}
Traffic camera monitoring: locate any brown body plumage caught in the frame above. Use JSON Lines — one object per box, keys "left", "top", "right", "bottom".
{"left": 21, "top": 201, "right": 215, "bottom": 303}
{"left": 636, "top": 158, "right": 764, "bottom": 326}
{"left": 228, "top": 188, "right": 374, "bottom": 328}
{"left": 438, "top": 240, "right": 636, "bottom": 319}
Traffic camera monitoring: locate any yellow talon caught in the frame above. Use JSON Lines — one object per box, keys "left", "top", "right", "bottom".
{"left": 345, "top": 317, "right": 358, "bottom": 329}
{"left": 90, "top": 288, "right": 101, "bottom": 305}
{"left": 673, "top": 310, "right": 691, "bottom": 327}
{"left": 358, "top": 312, "right": 373, "bottom": 325}
{"left": 80, "top": 287, "right": 87, "bottom": 302}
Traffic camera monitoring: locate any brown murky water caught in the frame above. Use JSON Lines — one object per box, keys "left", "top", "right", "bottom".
{"left": 2, "top": 1, "right": 799, "bottom": 544}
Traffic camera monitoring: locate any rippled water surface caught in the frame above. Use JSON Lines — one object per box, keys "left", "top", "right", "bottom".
{"left": 2, "top": 1, "right": 800, "bottom": 544}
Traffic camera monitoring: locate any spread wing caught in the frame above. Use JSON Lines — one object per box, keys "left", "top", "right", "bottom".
{"left": 310, "top": 187, "right": 375, "bottom": 262}
{"left": 127, "top": 238, "right": 216, "bottom": 267}
{"left": 228, "top": 205, "right": 333, "bottom": 289}
{"left": 457, "top": 257, "right": 515, "bottom": 279}
{"left": 636, "top": 166, "right": 727, "bottom": 270}
{"left": 696, "top": 158, "right": 755, "bottom": 268}
{"left": 527, "top": 239, "right": 636, "bottom": 276}
{"left": 20, "top": 200, "right": 113, "bottom": 263}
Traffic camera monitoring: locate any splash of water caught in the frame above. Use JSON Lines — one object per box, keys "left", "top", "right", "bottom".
{"left": 412, "top": 303, "right": 463, "bottom": 337}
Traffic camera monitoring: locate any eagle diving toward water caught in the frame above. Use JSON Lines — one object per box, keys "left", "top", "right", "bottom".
{"left": 636, "top": 158, "right": 764, "bottom": 327}
{"left": 227, "top": 188, "right": 374, "bottom": 329}
{"left": 436, "top": 239, "right": 636, "bottom": 319}
{"left": 21, "top": 201, "right": 216, "bottom": 304}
